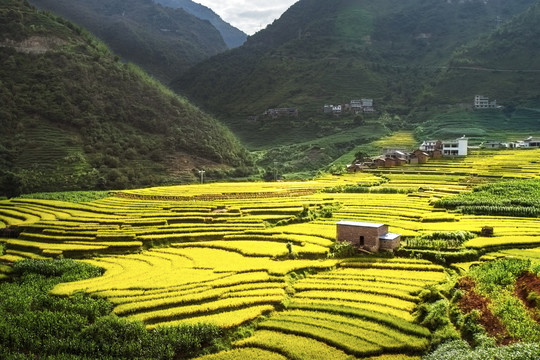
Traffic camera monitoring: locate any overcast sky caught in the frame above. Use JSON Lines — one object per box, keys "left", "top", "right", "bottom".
{"left": 195, "top": 0, "right": 298, "bottom": 35}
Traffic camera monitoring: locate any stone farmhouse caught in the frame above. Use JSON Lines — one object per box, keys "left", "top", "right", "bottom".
{"left": 336, "top": 220, "right": 401, "bottom": 252}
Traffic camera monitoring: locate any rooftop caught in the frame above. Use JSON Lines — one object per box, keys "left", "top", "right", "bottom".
{"left": 380, "top": 233, "right": 401, "bottom": 241}
{"left": 336, "top": 220, "right": 385, "bottom": 228}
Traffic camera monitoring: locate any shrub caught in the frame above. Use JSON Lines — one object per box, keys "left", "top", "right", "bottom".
{"left": 2, "top": 259, "right": 224, "bottom": 359}
{"left": 13, "top": 258, "right": 104, "bottom": 281}
{"left": 424, "top": 339, "right": 540, "bottom": 360}
{"left": 469, "top": 258, "right": 530, "bottom": 294}
{"left": 328, "top": 241, "right": 356, "bottom": 258}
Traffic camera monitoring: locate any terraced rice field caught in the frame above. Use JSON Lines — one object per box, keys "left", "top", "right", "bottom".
{"left": 2, "top": 148, "right": 540, "bottom": 358}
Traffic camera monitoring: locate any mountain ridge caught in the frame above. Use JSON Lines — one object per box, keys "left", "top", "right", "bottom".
{"left": 153, "top": 0, "right": 247, "bottom": 48}
{"left": 28, "top": 0, "right": 228, "bottom": 82}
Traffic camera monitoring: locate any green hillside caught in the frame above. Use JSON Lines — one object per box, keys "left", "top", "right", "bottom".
{"left": 173, "top": 0, "right": 539, "bottom": 173}
{"left": 425, "top": 1, "right": 540, "bottom": 106}
{"left": 28, "top": 0, "right": 228, "bottom": 82}
{"left": 175, "top": 0, "right": 536, "bottom": 117}
{"left": 0, "top": 0, "right": 253, "bottom": 197}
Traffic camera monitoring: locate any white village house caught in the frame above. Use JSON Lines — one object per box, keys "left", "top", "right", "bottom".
{"left": 474, "top": 95, "right": 497, "bottom": 109}
{"left": 420, "top": 136, "right": 468, "bottom": 157}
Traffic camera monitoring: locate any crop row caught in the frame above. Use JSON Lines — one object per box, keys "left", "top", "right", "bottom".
{"left": 113, "top": 286, "right": 286, "bottom": 316}
{"left": 464, "top": 235, "right": 540, "bottom": 249}
{"left": 340, "top": 259, "right": 444, "bottom": 272}
{"left": 233, "top": 330, "right": 352, "bottom": 360}
{"left": 192, "top": 347, "right": 288, "bottom": 360}
{"left": 295, "top": 278, "right": 420, "bottom": 297}
{"left": 293, "top": 290, "right": 416, "bottom": 312}
{"left": 148, "top": 305, "right": 275, "bottom": 330}
{"left": 271, "top": 310, "right": 429, "bottom": 351}
{"left": 127, "top": 295, "right": 284, "bottom": 325}
{"left": 258, "top": 317, "right": 382, "bottom": 357}
{"left": 172, "top": 241, "right": 329, "bottom": 258}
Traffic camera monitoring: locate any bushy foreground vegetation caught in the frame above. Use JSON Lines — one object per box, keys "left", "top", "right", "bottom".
{"left": 424, "top": 338, "right": 540, "bottom": 360}
{"left": 0, "top": 259, "right": 223, "bottom": 359}
{"left": 419, "top": 258, "right": 540, "bottom": 359}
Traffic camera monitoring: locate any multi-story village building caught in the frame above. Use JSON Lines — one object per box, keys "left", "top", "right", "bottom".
{"left": 474, "top": 95, "right": 497, "bottom": 109}
{"left": 420, "top": 136, "right": 468, "bottom": 157}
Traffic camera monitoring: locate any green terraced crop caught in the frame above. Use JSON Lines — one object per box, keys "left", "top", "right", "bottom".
{"left": 234, "top": 330, "right": 353, "bottom": 360}
{"left": 149, "top": 305, "right": 275, "bottom": 330}
{"left": 194, "top": 347, "right": 287, "bottom": 360}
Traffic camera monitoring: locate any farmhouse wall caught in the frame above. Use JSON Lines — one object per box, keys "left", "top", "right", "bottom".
{"left": 337, "top": 223, "right": 387, "bottom": 252}
{"left": 380, "top": 237, "right": 401, "bottom": 251}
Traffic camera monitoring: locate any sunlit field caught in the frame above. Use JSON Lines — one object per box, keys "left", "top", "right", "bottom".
{"left": 2, "top": 148, "right": 540, "bottom": 358}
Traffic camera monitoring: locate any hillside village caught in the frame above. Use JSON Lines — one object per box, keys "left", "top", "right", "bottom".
{"left": 258, "top": 93, "right": 497, "bottom": 122}
{"left": 250, "top": 98, "right": 376, "bottom": 121}
{"left": 348, "top": 136, "right": 469, "bottom": 171}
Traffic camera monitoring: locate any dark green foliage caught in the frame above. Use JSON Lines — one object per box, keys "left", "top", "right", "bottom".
{"left": 458, "top": 311, "right": 487, "bottom": 343}
{"left": 406, "top": 231, "right": 476, "bottom": 250}
{"left": 17, "top": 190, "right": 110, "bottom": 203}
{"left": 13, "top": 258, "right": 104, "bottom": 280}
{"left": 414, "top": 295, "right": 460, "bottom": 346}
{"left": 0, "top": 259, "right": 223, "bottom": 359}
{"left": 0, "top": 1, "right": 253, "bottom": 197}
{"left": 28, "top": 0, "right": 228, "bottom": 81}
{"left": 428, "top": 1, "right": 540, "bottom": 107}
{"left": 398, "top": 248, "right": 479, "bottom": 266}
{"left": 435, "top": 179, "right": 540, "bottom": 217}
{"left": 274, "top": 203, "right": 337, "bottom": 227}
{"left": 328, "top": 241, "right": 356, "bottom": 258}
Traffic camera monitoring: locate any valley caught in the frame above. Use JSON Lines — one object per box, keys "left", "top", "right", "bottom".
{"left": 2, "top": 0, "right": 540, "bottom": 358}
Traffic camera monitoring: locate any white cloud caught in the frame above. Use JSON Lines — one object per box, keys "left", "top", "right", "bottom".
{"left": 195, "top": 0, "right": 298, "bottom": 35}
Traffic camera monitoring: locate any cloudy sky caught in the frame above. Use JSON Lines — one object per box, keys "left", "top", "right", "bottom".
{"left": 195, "top": 0, "right": 299, "bottom": 35}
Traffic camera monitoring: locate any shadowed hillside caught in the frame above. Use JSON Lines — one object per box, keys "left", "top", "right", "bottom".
{"left": 172, "top": 0, "right": 538, "bottom": 174}
{"left": 153, "top": 0, "right": 247, "bottom": 48}
{"left": 175, "top": 0, "right": 536, "bottom": 120}
{"left": 0, "top": 0, "right": 253, "bottom": 197}
{"left": 28, "top": 0, "right": 228, "bottom": 82}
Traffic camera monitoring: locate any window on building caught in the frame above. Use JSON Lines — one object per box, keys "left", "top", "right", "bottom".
{"left": 359, "top": 236, "right": 365, "bottom": 246}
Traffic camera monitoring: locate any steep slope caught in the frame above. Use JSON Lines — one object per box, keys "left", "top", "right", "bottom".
{"left": 425, "top": 0, "right": 540, "bottom": 107}
{"left": 28, "top": 0, "right": 228, "bottom": 82}
{"left": 0, "top": 0, "right": 252, "bottom": 197}
{"left": 153, "top": 0, "right": 247, "bottom": 48}
{"left": 175, "top": 0, "right": 536, "bottom": 129}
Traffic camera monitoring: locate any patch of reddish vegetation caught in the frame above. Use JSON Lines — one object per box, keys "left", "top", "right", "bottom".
{"left": 457, "top": 277, "right": 515, "bottom": 345}
{"left": 515, "top": 272, "right": 540, "bottom": 323}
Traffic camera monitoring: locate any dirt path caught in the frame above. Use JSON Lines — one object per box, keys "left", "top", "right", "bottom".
{"left": 457, "top": 277, "right": 515, "bottom": 345}
{"left": 515, "top": 272, "right": 540, "bottom": 323}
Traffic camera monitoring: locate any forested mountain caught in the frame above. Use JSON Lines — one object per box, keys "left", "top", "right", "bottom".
{"left": 153, "top": 0, "right": 247, "bottom": 48}
{"left": 425, "top": 1, "right": 540, "bottom": 107}
{"left": 28, "top": 0, "right": 228, "bottom": 82}
{"left": 0, "top": 0, "right": 252, "bottom": 197}
{"left": 175, "top": 0, "right": 539, "bottom": 130}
